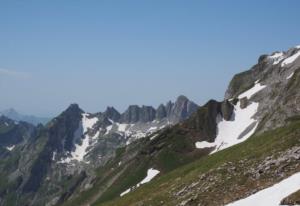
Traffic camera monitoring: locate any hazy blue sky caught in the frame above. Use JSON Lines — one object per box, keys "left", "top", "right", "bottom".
{"left": 1, "top": 1, "right": 300, "bottom": 117}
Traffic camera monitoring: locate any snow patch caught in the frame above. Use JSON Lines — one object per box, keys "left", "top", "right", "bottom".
{"left": 118, "top": 123, "right": 129, "bottom": 132}
{"left": 226, "top": 172, "right": 300, "bottom": 206}
{"left": 195, "top": 101, "right": 259, "bottom": 153}
{"left": 52, "top": 151, "right": 57, "bottom": 161}
{"left": 59, "top": 113, "right": 99, "bottom": 163}
{"left": 148, "top": 126, "right": 157, "bottom": 132}
{"left": 238, "top": 81, "right": 266, "bottom": 99}
{"left": 195, "top": 141, "right": 216, "bottom": 149}
{"left": 6, "top": 145, "right": 15, "bottom": 151}
{"left": 281, "top": 50, "right": 300, "bottom": 67}
{"left": 150, "top": 134, "right": 159, "bottom": 140}
{"left": 81, "top": 113, "right": 98, "bottom": 133}
{"left": 105, "top": 125, "right": 113, "bottom": 135}
{"left": 287, "top": 72, "right": 294, "bottom": 80}
{"left": 120, "top": 168, "right": 160, "bottom": 197}
{"left": 139, "top": 168, "right": 160, "bottom": 185}
{"left": 120, "top": 188, "right": 131, "bottom": 197}
{"left": 269, "top": 52, "right": 285, "bottom": 65}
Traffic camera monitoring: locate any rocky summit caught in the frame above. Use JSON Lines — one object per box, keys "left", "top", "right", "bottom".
{"left": 1, "top": 45, "right": 300, "bottom": 206}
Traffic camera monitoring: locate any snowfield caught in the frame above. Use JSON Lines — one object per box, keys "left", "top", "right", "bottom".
{"left": 195, "top": 101, "right": 259, "bottom": 153}
{"left": 70, "top": 114, "right": 99, "bottom": 162}
{"left": 281, "top": 50, "right": 300, "bottom": 67}
{"left": 120, "top": 168, "right": 160, "bottom": 197}
{"left": 226, "top": 172, "right": 300, "bottom": 206}
{"left": 238, "top": 81, "right": 266, "bottom": 99}
{"left": 196, "top": 81, "right": 263, "bottom": 153}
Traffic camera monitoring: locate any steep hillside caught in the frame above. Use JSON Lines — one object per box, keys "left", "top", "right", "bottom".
{"left": 88, "top": 45, "right": 300, "bottom": 206}
{"left": 100, "top": 119, "right": 300, "bottom": 206}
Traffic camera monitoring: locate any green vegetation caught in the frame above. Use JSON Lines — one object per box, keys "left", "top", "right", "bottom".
{"left": 97, "top": 120, "right": 300, "bottom": 206}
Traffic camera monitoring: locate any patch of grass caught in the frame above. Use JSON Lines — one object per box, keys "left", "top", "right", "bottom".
{"left": 92, "top": 158, "right": 150, "bottom": 206}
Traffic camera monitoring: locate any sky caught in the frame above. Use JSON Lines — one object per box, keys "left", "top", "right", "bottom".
{"left": 1, "top": 0, "right": 300, "bottom": 117}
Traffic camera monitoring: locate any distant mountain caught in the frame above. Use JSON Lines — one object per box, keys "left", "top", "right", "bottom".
{"left": 0, "top": 95, "right": 198, "bottom": 206}
{"left": 0, "top": 108, "right": 50, "bottom": 125}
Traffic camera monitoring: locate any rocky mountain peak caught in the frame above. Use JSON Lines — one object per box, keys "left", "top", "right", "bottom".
{"left": 120, "top": 105, "right": 140, "bottom": 123}
{"left": 104, "top": 106, "right": 121, "bottom": 122}
{"left": 156, "top": 104, "right": 167, "bottom": 120}
{"left": 168, "top": 95, "right": 199, "bottom": 123}
{"left": 140, "top": 106, "right": 156, "bottom": 122}
{"left": 64, "top": 103, "right": 83, "bottom": 114}
{"left": 176, "top": 95, "right": 189, "bottom": 102}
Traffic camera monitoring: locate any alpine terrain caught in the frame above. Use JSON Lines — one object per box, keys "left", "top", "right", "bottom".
{"left": 1, "top": 45, "right": 300, "bottom": 206}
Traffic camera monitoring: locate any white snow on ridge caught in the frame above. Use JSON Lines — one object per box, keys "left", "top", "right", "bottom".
{"left": 269, "top": 52, "right": 285, "bottom": 65}
{"left": 226, "top": 172, "right": 300, "bottom": 206}
{"left": 120, "top": 168, "right": 160, "bottom": 197}
{"left": 238, "top": 81, "right": 266, "bottom": 99}
{"left": 6, "top": 145, "right": 15, "bottom": 151}
{"left": 281, "top": 50, "right": 300, "bottom": 67}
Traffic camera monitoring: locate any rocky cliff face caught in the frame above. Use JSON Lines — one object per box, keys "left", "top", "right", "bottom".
{"left": 120, "top": 95, "right": 198, "bottom": 124}
{"left": 225, "top": 45, "right": 300, "bottom": 134}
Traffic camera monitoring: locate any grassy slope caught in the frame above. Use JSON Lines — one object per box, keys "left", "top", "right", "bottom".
{"left": 98, "top": 119, "right": 300, "bottom": 206}
{"left": 62, "top": 127, "right": 209, "bottom": 206}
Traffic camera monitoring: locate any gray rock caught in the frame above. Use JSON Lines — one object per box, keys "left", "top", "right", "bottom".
{"left": 104, "top": 106, "right": 121, "bottom": 122}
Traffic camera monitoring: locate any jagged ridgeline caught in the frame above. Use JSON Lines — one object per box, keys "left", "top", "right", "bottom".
{"left": 0, "top": 95, "right": 198, "bottom": 205}
{"left": 1, "top": 45, "right": 300, "bottom": 206}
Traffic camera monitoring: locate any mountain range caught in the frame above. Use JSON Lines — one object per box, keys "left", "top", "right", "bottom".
{"left": 0, "top": 108, "right": 50, "bottom": 126}
{"left": 1, "top": 45, "right": 300, "bottom": 206}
